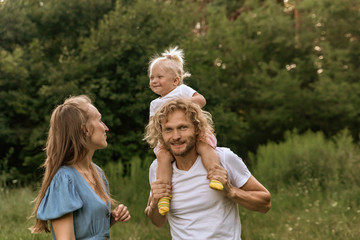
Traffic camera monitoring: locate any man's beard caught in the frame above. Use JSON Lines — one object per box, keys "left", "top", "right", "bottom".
{"left": 164, "top": 135, "right": 196, "bottom": 157}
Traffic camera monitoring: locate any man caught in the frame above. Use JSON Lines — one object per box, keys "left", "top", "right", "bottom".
{"left": 144, "top": 98, "right": 271, "bottom": 239}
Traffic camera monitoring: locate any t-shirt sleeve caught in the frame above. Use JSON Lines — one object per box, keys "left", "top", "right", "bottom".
{"left": 148, "top": 160, "right": 158, "bottom": 196}
{"left": 179, "top": 84, "right": 197, "bottom": 97}
{"left": 37, "top": 171, "right": 83, "bottom": 221}
{"left": 149, "top": 160, "right": 157, "bottom": 185}
{"left": 149, "top": 100, "right": 157, "bottom": 117}
{"left": 219, "top": 148, "right": 251, "bottom": 188}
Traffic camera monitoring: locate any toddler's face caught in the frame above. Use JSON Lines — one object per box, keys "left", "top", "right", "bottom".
{"left": 149, "top": 63, "right": 178, "bottom": 97}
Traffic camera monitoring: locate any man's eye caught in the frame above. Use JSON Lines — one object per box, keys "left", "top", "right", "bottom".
{"left": 180, "top": 126, "right": 188, "bottom": 130}
{"left": 164, "top": 128, "right": 172, "bottom": 132}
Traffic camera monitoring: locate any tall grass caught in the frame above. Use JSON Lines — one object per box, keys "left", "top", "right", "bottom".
{"left": 246, "top": 129, "right": 360, "bottom": 239}
{"left": 250, "top": 129, "right": 360, "bottom": 193}
{"left": 1, "top": 130, "right": 359, "bottom": 239}
{"left": 0, "top": 187, "right": 49, "bottom": 240}
{"left": 102, "top": 155, "right": 172, "bottom": 239}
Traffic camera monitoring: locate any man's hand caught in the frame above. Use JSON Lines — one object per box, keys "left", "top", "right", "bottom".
{"left": 150, "top": 179, "right": 172, "bottom": 204}
{"left": 207, "top": 164, "right": 232, "bottom": 195}
{"left": 145, "top": 179, "right": 172, "bottom": 227}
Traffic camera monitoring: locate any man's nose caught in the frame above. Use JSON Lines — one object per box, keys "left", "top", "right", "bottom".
{"left": 172, "top": 130, "right": 181, "bottom": 139}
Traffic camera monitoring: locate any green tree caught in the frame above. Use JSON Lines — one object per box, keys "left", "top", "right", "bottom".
{"left": 1, "top": 0, "right": 359, "bottom": 182}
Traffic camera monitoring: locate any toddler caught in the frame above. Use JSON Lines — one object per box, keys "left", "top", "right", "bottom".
{"left": 148, "top": 46, "right": 223, "bottom": 216}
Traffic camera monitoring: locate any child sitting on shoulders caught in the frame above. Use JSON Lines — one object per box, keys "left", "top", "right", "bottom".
{"left": 147, "top": 46, "right": 223, "bottom": 216}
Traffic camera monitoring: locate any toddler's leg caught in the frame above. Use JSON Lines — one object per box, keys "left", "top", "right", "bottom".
{"left": 196, "top": 141, "right": 224, "bottom": 191}
{"left": 156, "top": 148, "right": 174, "bottom": 215}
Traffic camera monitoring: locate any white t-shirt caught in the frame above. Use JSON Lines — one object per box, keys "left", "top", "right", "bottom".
{"left": 149, "top": 147, "right": 251, "bottom": 240}
{"left": 149, "top": 84, "right": 196, "bottom": 117}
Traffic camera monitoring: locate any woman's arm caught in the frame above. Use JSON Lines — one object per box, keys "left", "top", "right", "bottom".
{"left": 51, "top": 212, "right": 76, "bottom": 240}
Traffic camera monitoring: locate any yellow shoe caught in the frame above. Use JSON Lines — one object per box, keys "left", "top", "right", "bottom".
{"left": 158, "top": 196, "right": 172, "bottom": 216}
{"left": 209, "top": 179, "right": 224, "bottom": 191}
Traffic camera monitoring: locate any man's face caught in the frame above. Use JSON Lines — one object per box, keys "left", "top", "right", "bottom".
{"left": 161, "top": 110, "right": 196, "bottom": 157}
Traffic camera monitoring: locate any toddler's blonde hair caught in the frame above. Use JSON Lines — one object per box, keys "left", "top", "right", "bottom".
{"left": 148, "top": 46, "right": 191, "bottom": 85}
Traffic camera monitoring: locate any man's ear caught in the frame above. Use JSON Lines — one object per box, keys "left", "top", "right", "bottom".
{"left": 195, "top": 130, "right": 200, "bottom": 139}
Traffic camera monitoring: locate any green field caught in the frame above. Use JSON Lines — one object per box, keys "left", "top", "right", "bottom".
{"left": 1, "top": 131, "right": 359, "bottom": 239}
{"left": 1, "top": 185, "right": 359, "bottom": 239}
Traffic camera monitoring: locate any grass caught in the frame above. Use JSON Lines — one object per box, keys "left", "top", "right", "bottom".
{"left": 0, "top": 186, "right": 171, "bottom": 240}
{"left": 1, "top": 130, "right": 359, "bottom": 239}
{"left": 1, "top": 185, "right": 359, "bottom": 239}
{"left": 240, "top": 187, "right": 360, "bottom": 240}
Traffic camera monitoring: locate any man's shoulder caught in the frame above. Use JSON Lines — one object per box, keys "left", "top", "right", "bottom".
{"left": 216, "top": 147, "right": 238, "bottom": 159}
{"left": 216, "top": 147, "right": 251, "bottom": 188}
{"left": 216, "top": 147, "right": 244, "bottom": 167}
{"left": 149, "top": 159, "right": 158, "bottom": 169}
{"left": 148, "top": 159, "right": 158, "bottom": 183}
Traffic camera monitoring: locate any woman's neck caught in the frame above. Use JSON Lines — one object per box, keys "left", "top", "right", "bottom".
{"left": 74, "top": 151, "right": 94, "bottom": 169}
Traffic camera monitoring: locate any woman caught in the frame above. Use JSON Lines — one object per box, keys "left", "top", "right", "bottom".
{"left": 29, "top": 95, "right": 130, "bottom": 239}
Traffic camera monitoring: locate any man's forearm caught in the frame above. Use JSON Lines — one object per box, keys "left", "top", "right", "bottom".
{"left": 145, "top": 197, "right": 167, "bottom": 227}
{"left": 224, "top": 176, "right": 271, "bottom": 213}
{"left": 227, "top": 186, "right": 271, "bottom": 213}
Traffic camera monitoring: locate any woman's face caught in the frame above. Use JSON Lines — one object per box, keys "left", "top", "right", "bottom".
{"left": 85, "top": 104, "right": 109, "bottom": 151}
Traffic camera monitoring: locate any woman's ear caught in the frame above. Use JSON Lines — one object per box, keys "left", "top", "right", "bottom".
{"left": 82, "top": 124, "right": 91, "bottom": 136}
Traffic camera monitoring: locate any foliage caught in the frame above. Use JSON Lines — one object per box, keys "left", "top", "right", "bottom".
{"left": 0, "top": 0, "right": 360, "bottom": 182}
{"left": 251, "top": 129, "right": 360, "bottom": 193}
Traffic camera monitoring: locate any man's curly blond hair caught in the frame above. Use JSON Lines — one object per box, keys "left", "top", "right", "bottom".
{"left": 144, "top": 98, "right": 215, "bottom": 148}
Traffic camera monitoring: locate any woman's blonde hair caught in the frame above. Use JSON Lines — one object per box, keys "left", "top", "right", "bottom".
{"left": 29, "top": 95, "right": 114, "bottom": 233}
{"left": 144, "top": 98, "right": 214, "bottom": 148}
{"left": 148, "top": 46, "right": 191, "bottom": 85}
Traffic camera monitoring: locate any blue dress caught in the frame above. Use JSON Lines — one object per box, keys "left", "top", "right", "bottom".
{"left": 37, "top": 164, "right": 112, "bottom": 239}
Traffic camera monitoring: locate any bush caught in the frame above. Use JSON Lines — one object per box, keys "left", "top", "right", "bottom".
{"left": 250, "top": 129, "right": 360, "bottom": 193}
